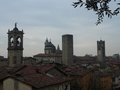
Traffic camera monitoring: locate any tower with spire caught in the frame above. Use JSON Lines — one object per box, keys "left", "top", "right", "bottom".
{"left": 7, "top": 23, "right": 24, "bottom": 67}
{"left": 56, "top": 45, "right": 62, "bottom": 54}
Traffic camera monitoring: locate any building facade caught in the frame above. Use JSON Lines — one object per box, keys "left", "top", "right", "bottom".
{"left": 34, "top": 38, "right": 62, "bottom": 64}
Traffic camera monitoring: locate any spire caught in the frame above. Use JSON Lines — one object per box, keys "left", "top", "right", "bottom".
{"left": 13, "top": 22, "right": 18, "bottom": 31}
{"left": 46, "top": 37, "right": 48, "bottom": 42}
{"left": 57, "top": 44, "right": 60, "bottom": 50}
{"left": 15, "top": 22, "right": 17, "bottom": 28}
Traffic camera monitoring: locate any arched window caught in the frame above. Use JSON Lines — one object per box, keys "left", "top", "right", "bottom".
{"left": 10, "top": 37, "right": 14, "bottom": 46}
{"left": 17, "top": 37, "right": 21, "bottom": 46}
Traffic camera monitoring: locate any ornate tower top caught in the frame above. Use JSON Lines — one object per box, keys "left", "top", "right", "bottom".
{"left": 7, "top": 23, "right": 24, "bottom": 34}
{"left": 7, "top": 23, "right": 24, "bottom": 50}
{"left": 15, "top": 22, "right": 17, "bottom": 28}
{"left": 57, "top": 44, "right": 60, "bottom": 50}
{"left": 46, "top": 37, "right": 48, "bottom": 42}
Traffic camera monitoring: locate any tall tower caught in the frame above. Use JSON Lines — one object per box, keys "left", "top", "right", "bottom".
{"left": 62, "top": 34, "right": 73, "bottom": 67}
{"left": 97, "top": 40, "right": 105, "bottom": 62}
{"left": 7, "top": 23, "right": 24, "bottom": 67}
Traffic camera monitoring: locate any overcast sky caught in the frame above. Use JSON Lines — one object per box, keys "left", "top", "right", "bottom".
{"left": 0, "top": 0, "right": 120, "bottom": 58}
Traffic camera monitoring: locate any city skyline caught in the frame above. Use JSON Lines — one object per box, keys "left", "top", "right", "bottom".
{"left": 0, "top": 0, "right": 120, "bottom": 57}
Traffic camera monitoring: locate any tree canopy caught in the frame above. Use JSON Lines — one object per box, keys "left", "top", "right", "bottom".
{"left": 73, "top": 0, "right": 120, "bottom": 25}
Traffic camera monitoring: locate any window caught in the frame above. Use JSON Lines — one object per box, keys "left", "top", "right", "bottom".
{"left": 10, "top": 37, "right": 14, "bottom": 46}
{"left": 17, "top": 37, "right": 21, "bottom": 46}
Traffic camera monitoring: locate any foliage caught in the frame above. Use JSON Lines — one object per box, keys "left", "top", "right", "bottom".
{"left": 73, "top": 0, "right": 120, "bottom": 25}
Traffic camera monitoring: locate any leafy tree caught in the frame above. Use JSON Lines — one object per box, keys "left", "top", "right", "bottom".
{"left": 73, "top": 0, "right": 120, "bottom": 25}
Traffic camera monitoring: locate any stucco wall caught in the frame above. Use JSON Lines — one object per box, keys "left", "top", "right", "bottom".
{"left": 19, "top": 81, "right": 32, "bottom": 90}
{"left": 33, "top": 82, "right": 70, "bottom": 90}
{"left": 3, "top": 78, "right": 32, "bottom": 90}
{"left": 24, "top": 59, "right": 36, "bottom": 65}
{"left": 3, "top": 77, "right": 70, "bottom": 90}
{"left": 34, "top": 56, "right": 62, "bottom": 64}
{"left": 3, "top": 78, "right": 15, "bottom": 90}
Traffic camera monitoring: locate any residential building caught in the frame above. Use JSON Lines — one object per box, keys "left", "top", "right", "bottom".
{"left": 0, "top": 65, "right": 73, "bottom": 90}
{"left": 95, "top": 71, "right": 112, "bottom": 90}
{"left": 0, "top": 57, "right": 8, "bottom": 67}
{"left": 70, "top": 68, "right": 94, "bottom": 90}
{"left": 23, "top": 57, "right": 37, "bottom": 65}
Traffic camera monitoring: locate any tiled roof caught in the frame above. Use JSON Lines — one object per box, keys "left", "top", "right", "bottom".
{"left": 71, "top": 69, "right": 92, "bottom": 76}
{"left": 64, "top": 68, "right": 72, "bottom": 72}
{"left": 95, "top": 71, "right": 110, "bottom": 76}
{"left": 23, "top": 57, "right": 37, "bottom": 61}
{"left": 0, "top": 58, "right": 7, "bottom": 61}
{"left": 33, "top": 53, "right": 62, "bottom": 57}
{"left": 0, "top": 65, "right": 73, "bottom": 88}
{"left": 109, "top": 59, "right": 120, "bottom": 64}
{"left": 76, "top": 56, "right": 96, "bottom": 60}
{"left": 0, "top": 67, "right": 8, "bottom": 80}
{"left": 111, "top": 69, "right": 120, "bottom": 77}
{"left": 11, "top": 65, "right": 54, "bottom": 75}
{"left": 15, "top": 74, "right": 72, "bottom": 88}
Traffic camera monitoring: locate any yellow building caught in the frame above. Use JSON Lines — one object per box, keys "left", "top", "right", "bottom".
{"left": 70, "top": 69, "right": 94, "bottom": 90}
{"left": 95, "top": 71, "right": 112, "bottom": 90}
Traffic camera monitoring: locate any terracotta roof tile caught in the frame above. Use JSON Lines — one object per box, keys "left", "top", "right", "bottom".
{"left": 33, "top": 53, "right": 62, "bottom": 57}
{"left": 2, "top": 65, "right": 73, "bottom": 89}
{"left": 0, "top": 65, "right": 73, "bottom": 89}
{"left": 0, "top": 67, "right": 8, "bottom": 80}
{"left": 71, "top": 69, "right": 92, "bottom": 76}
{"left": 0, "top": 58, "right": 7, "bottom": 61}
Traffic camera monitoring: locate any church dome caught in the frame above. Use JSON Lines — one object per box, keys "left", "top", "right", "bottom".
{"left": 45, "top": 42, "right": 55, "bottom": 47}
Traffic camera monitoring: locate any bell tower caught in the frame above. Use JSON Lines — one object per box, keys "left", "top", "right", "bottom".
{"left": 7, "top": 23, "right": 24, "bottom": 67}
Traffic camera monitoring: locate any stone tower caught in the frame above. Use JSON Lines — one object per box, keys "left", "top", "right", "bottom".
{"left": 97, "top": 40, "right": 105, "bottom": 62}
{"left": 7, "top": 23, "right": 24, "bottom": 67}
{"left": 62, "top": 34, "right": 73, "bottom": 67}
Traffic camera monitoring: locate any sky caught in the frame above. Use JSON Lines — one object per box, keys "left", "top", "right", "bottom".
{"left": 0, "top": 0, "right": 120, "bottom": 58}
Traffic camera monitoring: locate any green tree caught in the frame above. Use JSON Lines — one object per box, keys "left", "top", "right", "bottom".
{"left": 73, "top": 0, "right": 120, "bottom": 25}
